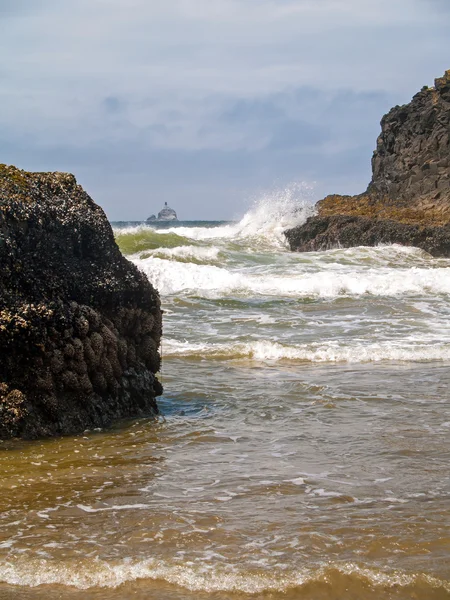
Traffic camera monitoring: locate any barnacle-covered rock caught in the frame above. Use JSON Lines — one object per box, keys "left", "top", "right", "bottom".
{"left": 0, "top": 165, "right": 162, "bottom": 439}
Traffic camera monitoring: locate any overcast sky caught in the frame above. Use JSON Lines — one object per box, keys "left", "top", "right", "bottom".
{"left": 0, "top": 0, "right": 449, "bottom": 220}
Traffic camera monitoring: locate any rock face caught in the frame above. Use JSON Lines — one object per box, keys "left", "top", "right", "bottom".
{"left": 286, "top": 70, "right": 450, "bottom": 255}
{"left": 0, "top": 165, "right": 162, "bottom": 439}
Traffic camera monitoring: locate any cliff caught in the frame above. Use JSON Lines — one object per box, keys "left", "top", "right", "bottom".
{"left": 286, "top": 70, "right": 450, "bottom": 255}
{"left": 0, "top": 165, "right": 162, "bottom": 439}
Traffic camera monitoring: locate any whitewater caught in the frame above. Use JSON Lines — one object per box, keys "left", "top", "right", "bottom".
{"left": 116, "top": 195, "right": 450, "bottom": 366}
{"left": 0, "top": 192, "right": 449, "bottom": 600}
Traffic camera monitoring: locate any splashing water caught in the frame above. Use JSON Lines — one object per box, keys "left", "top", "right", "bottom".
{"left": 226, "top": 182, "right": 315, "bottom": 247}
{"left": 113, "top": 182, "right": 315, "bottom": 252}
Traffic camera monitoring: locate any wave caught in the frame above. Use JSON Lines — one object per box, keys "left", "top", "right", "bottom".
{"left": 133, "top": 257, "right": 238, "bottom": 295}
{"left": 162, "top": 184, "right": 314, "bottom": 248}
{"left": 114, "top": 229, "right": 196, "bottom": 255}
{"left": 114, "top": 184, "right": 314, "bottom": 254}
{"left": 133, "top": 255, "right": 450, "bottom": 298}
{"left": 139, "top": 245, "right": 221, "bottom": 264}
{"left": 0, "top": 556, "right": 448, "bottom": 594}
{"left": 162, "top": 339, "right": 450, "bottom": 363}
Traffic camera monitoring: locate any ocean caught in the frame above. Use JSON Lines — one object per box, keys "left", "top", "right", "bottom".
{"left": 0, "top": 196, "right": 449, "bottom": 599}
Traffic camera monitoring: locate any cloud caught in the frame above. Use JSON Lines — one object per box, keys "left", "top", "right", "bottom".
{"left": 0, "top": 83, "right": 392, "bottom": 218}
{"left": 0, "top": 0, "right": 36, "bottom": 16}
{"left": 0, "top": 0, "right": 448, "bottom": 218}
{"left": 102, "top": 96, "right": 126, "bottom": 114}
{"left": 417, "top": 0, "right": 450, "bottom": 13}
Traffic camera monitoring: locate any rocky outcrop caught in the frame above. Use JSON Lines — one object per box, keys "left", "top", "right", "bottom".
{"left": 285, "top": 215, "right": 450, "bottom": 257}
{"left": 0, "top": 165, "right": 162, "bottom": 439}
{"left": 147, "top": 202, "right": 178, "bottom": 222}
{"left": 286, "top": 70, "right": 450, "bottom": 255}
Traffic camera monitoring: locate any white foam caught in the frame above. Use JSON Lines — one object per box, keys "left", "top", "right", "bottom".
{"left": 221, "top": 183, "right": 314, "bottom": 248}
{"left": 117, "top": 183, "right": 314, "bottom": 250}
{"left": 142, "top": 246, "right": 220, "bottom": 263}
{"left": 287, "top": 478, "right": 306, "bottom": 486}
{"left": 134, "top": 257, "right": 239, "bottom": 296}
{"left": 133, "top": 253, "right": 450, "bottom": 299}
{"left": 162, "top": 338, "right": 450, "bottom": 363}
{"left": 311, "top": 488, "right": 342, "bottom": 498}
{"left": 0, "top": 557, "right": 447, "bottom": 593}
{"left": 113, "top": 224, "right": 156, "bottom": 236}
{"left": 76, "top": 504, "right": 151, "bottom": 513}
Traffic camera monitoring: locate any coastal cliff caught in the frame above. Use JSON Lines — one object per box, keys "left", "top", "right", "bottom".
{"left": 0, "top": 165, "right": 162, "bottom": 439}
{"left": 286, "top": 70, "right": 450, "bottom": 255}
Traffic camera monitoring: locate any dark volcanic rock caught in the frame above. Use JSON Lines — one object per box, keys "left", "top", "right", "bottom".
{"left": 286, "top": 70, "right": 450, "bottom": 255}
{"left": 285, "top": 215, "right": 450, "bottom": 257}
{"left": 0, "top": 164, "right": 162, "bottom": 439}
{"left": 369, "top": 72, "right": 450, "bottom": 205}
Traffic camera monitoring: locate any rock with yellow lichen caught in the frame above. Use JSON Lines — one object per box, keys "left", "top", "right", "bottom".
{"left": 0, "top": 165, "right": 162, "bottom": 439}
{"left": 285, "top": 70, "right": 450, "bottom": 255}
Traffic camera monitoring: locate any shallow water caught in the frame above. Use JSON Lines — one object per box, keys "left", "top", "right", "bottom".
{"left": 1, "top": 197, "right": 449, "bottom": 599}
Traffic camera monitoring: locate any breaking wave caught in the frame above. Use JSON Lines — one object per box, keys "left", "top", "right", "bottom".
{"left": 165, "top": 183, "right": 314, "bottom": 248}
{"left": 114, "top": 183, "right": 315, "bottom": 254}
{"left": 163, "top": 339, "right": 450, "bottom": 363}
{"left": 133, "top": 255, "right": 450, "bottom": 299}
{"left": 140, "top": 245, "right": 222, "bottom": 264}
{"left": 0, "top": 557, "right": 448, "bottom": 594}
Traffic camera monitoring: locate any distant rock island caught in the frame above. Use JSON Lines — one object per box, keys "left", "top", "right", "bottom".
{"left": 147, "top": 202, "right": 178, "bottom": 222}
{"left": 286, "top": 69, "right": 450, "bottom": 257}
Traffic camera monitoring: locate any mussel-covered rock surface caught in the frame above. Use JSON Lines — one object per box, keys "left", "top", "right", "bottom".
{"left": 0, "top": 165, "right": 162, "bottom": 439}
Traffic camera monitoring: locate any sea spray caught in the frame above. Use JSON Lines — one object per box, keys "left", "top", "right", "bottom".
{"left": 114, "top": 182, "right": 315, "bottom": 252}
{"left": 226, "top": 181, "right": 316, "bottom": 248}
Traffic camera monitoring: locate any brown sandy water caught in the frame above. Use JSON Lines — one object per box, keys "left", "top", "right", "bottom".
{"left": 1, "top": 215, "right": 450, "bottom": 599}
{"left": 1, "top": 360, "right": 450, "bottom": 600}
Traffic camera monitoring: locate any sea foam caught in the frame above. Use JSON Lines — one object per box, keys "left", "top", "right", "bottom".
{"left": 133, "top": 254, "right": 450, "bottom": 299}
{"left": 162, "top": 339, "right": 450, "bottom": 363}
{"left": 143, "top": 245, "right": 221, "bottom": 263}
{"left": 0, "top": 556, "right": 448, "bottom": 593}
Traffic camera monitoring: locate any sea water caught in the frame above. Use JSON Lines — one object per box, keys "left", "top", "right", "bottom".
{"left": 0, "top": 193, "right": 449, "bottom": 599}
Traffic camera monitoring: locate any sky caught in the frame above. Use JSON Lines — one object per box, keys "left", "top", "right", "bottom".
{"left": 0, "top": 0, "right": 449, "bottom": 220}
